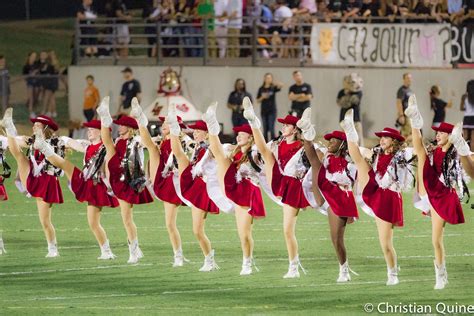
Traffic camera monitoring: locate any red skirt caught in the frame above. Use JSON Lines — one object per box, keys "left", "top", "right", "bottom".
{"left": 153, "top": 161, "right": 183, "bottom": 205}
{"left": 318, "top": 166, "right": 358, "bottom": 219}
{"left": 70, "top": 168, "right": 119, "bottom": 208}
{"left": 423, "top": 160, "right": 465, "bottom": 225}
{"left": 0, "top": 179, "right": 7, "bottom": 201}
{"left": 26, "top": 170, "right": 64, "bottom": 204}
{"left": 272, "top": 163, "right": 310, "bottom": 209}
{"left": 361, "top": 170, "right": 403, "bottom": 226}
{"left": 224, "top": 164, "right": 265, "bottom": 218}
{"left": 107, "top": 154, "right": 154, "bottom": 205}
{"left": 180, "top": 164, "right": 219, "bottom": 214}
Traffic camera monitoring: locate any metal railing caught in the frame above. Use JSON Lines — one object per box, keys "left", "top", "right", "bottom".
{"left": 73, "top": 16, "right": 458, "bottom": 66}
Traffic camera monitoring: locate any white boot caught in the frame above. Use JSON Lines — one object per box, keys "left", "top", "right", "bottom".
{"left": 337, "top": 261, "right": 354, "bottom": 283}
{"left": 199, "top": 249, "right": 219, "bottom": 272}
{"left": 404, "top": 94, "right": 424, "bottom": 129}
{"left": 283, "top": 255, "right": 306, "bottom": 279}
{"left": 240, "top": 257, "right": 253, "bottom": 276}
{"left": 449, "top": 122, "right": 471, "bottom": 156}
{"left": 0, "top": 108, "right": 17, "bottom": 137}
{"left": 33, "top": 130, "right": 55, "bottom": 157}
{"left": 127, "top": 239, "right": 143, "bottom": 264}
{"left": 98, "top": 240, "right": 116, "bottom": 260}
{"left": 166, "top": 105, "right": 181, "bottom": 136}
{"left": 242, "top": 97, "right": 261, "bottom": 129}
{"left": 202, "top": 102, "right": 221, "bottom": 136}
{"left": 96, "top": 96, "right": 113, "bottom": 128}
{"left": 296, "top": 108, "right": 316, "bottom": 141}
{"left": 340, "top": 109, "right": 359, "bottom": 143}
{"left": 130, "top": 97, "right": 148, "bottom": 127}
{"left": 46, "top": 240, "right": 59, "bottom": 258}
{"left": 386, "top": 266, "right": 400, "bottom": 286}
{"left": 0, "top": 234, "right": 6, "bottom": 255}
{"left": 173, "top": 248, "right": 189, "bottom": 267}
{"left": 434, "top": 261, "right": 448, "bottom": 290}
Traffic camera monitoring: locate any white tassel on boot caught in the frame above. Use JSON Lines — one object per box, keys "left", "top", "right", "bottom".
{"left": 449, "top": 122, "right": 471, "bottom": 156}
{"left": 1, "top": 108, "right": 17, "bottom": 137}
{"left": 199, "top": 249, "right": 219, "bottom": 272}
{"left": 98, "top": 240, "right": 116, "bottom": 260}
{"left": 404, "top": 94, "right": 424, "bottom": 129}
{"left": 296, "top": 108, "right": 316, "bottom": 141}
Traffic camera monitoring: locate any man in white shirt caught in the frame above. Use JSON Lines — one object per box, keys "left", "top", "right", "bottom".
{"left": 214, "top": 0, "right": 229, "bottom": 59}
{"left": 226, "top": 0, "right": 243, "bottom": 57}
{"left": 274, "top": 0, "right": 293, "bottom": 22}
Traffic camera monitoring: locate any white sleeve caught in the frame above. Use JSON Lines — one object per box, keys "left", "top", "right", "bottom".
{"left": 60, "top": 136, "right": 88, "bottom": 153}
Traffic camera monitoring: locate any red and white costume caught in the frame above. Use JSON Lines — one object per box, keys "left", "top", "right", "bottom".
{"left": 221, "top": 125, "right": 268, "bottom": 218}
{"left": 357, "top": 128, "right": 414, "bottom": 227}
{"left": 107, "top": 116, "right": 154, "bottom": 205}
{"left": 416, "top": 123, "right": 465, "bottom": 224}
{"left": 317, "top": 131, "right": 358, "bottom": 220}
{"left": 178, "top": 120, "right": 234, "bottom": 214}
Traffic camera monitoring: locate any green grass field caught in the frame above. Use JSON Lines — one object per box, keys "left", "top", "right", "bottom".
{"left": 0, "top": 151, "right": 473, "bottom": 315}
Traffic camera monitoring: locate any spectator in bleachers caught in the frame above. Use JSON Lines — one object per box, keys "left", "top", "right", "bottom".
{"left": 214, "top": 0, "right": 229, "bottom": 58}
{"left": 76, "top": 0, "right": 98, "bottom": 57}
{"left": 226, "top": 0, "right": 243, "bottom": 57}
{"left": 118, "top": 67, "right": 141, "bottom": 114}
{"left": 341, "top": 0, "right": 363, "bottom": 22}
{"left": 104, "top": 0, "right": 132, "bottom": 58}
{"left": 411, "top": 0, "right": 432, "bottom": 21}
{"left": 227, "top": 78, "right": 252, "bottom": 127}
{"left": 83, "top": 75, "right": 100, "bottom": 122}
{"left": 448, "top": 0, "right": 466, "bottom": 24}
{"left": 288, "top": 70, "right": 312, "bottom": 117}
{"left": 325, "top": 0, "right": 344, "bottom": 21}
{"left": 292, "top": 0, "right": 317, "bottom": 19}
{"left": 22, "top": 52, "right": 40, "bottom": 119}
{"left": 0, "top": 55, "right": 10, "bottom": 113}
{"left": 361, "top": 0, "right": 382, "bottom": 19}
{"left": 143, "top": 0, "right": 161, "bottom": 58}
{"left": 274, "top": 0, "right": 293, "bottom": 22}
{"left": 198, "top": 0, "right": 217, "bottom": 57}
{"left": 175, "top": 0, "right": 193, "bottom": 57}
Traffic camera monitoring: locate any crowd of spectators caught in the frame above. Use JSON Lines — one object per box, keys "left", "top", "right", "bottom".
{"left": 74, "top": 0, "right": 474, "bottom": 59}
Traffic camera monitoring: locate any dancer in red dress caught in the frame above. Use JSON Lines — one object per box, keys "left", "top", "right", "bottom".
{"left": 297, "top": 108, "right": 359, "bottom": 283}
{"left": 167, "top": 106, "right": 233, "bottom": 272}
{"left": 340, "top": 109, "right": 414, "bottom": 286}
{"left": 96, "top": 97, "right": 154, "bottom": 264}
{"left": 33, "top": 120, "right": 119, "bottom": 260}
{"left": 405, "top": 95, "right": 466, "bottom": 290}
{"left": 1, "top": 109, "right": 64, "bottom": 257}
{"left": 0, "top": 136, "right": 11, "bottom": 201}
{"left": 243, "top": 97, "right": 313, "bottom": 278}
{"left": 203, "top": 102, "right": 266, "bottom": 275}
{"left": 130, "top": 99, "right": 191, "bottom": 267}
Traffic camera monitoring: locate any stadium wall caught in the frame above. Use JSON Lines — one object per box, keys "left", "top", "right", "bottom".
{"left": 68, "top": 66, "right": 473, "bottom": 136}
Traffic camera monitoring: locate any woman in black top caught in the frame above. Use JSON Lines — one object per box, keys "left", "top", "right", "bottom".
{"left": 256, "top": 73, "right": 283, "bottom": 141}
{"left": 22, "top": 52, "right": 40, "bottom": 118}
{"left": 430, "top": 85, "right": 452, "bottom": 127}
{"left": 227, "top": 79, "right": 253, "bottom": 128}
